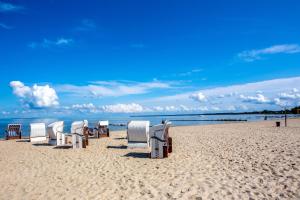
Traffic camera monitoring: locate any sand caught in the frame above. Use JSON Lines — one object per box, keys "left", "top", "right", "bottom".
{"left": 0, "top": 119, "right": 300, "bottom": 200}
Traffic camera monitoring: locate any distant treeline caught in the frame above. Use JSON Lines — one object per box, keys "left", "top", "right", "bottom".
{"left": 131, "top": 106, "right": 300, "bottom": 117}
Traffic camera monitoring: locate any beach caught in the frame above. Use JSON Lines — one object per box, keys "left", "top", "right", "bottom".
{"left": 0, "top": 119, "right": 299, "bottom": 200}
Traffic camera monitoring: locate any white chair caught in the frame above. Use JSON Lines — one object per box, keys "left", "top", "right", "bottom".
{"left": 71, "top": 121, "right": 86, "bottom": 149}
{"left": 150, "top": 121, "right": 172, "bottom": 158}
{"left": 94, "top": 120, "right": 109, "bottom": 138}
{"left": 127, "top": 121, "right": 150, "bottom": 149}
{"left": 30, "top": 123, "right": 47, "bottom": 143}
{"left": 47, "top": 121, "right": 64, "bottom": 146}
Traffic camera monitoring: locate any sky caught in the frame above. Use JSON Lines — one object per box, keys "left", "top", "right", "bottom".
{"left": 1, "top": 0, "right": 300, "bottom": 117}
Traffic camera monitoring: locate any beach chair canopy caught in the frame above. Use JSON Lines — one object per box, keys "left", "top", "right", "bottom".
{"left": 30, "top": 123, "right": 46, "bottom": 142}
{"left": 71, "top": 121, "right": 85, "bottom": 135}
{"left": 98, "top": 120, "right": 109, "bottom": 126}
{"left": 150, "top": 121, "right": 172, "bottom": 141}
{"left": 127, "top": 121, "right": 150, "bottom": 143}
{"left": 47, "top": 121, "right": 64, "bottom": 140}
{"left": 83, "top": 120, "right": 88, "bottom": 127}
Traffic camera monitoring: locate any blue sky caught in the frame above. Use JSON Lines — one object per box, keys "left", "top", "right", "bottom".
{"left": 1, "top": 0, "right": 300, "bottom": 116}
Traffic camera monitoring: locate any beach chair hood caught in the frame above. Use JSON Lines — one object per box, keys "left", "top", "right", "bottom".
{"left": 47, "top": 121, "right": 64, "bottom": 140}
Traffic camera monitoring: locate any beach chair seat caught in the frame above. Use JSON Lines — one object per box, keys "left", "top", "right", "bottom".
{"left": 150, "top": 121, "right": 172, "bottom": 158}
{"left": 47, "top": 121, "right": 64, "bottom": 146}
{"left": 127, "top": 121, "right": 150, "bottom": 149}
{"left": 5, "top": 124, "right": 22, "bottom": 140}
{"left": 94, "top": 120, "right": 110, "bottom": 138}
{"left": 30, "top": 123, "right": 47, "bottom": 143}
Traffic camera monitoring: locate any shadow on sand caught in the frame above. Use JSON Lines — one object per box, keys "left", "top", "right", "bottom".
{"left": 32, "top": 143, "right": 53, "bottom": 147}
{"left": 53, "top": 145, "right": 73, "bottom": 149}
{"left": 107, "top": 145, "right": 127, "bottom": 149}
{"left": 123, "top": 152, "right": 150, "bottom": 159}
{"left": 16, "top": 139, "right": 30, "bottom": 142}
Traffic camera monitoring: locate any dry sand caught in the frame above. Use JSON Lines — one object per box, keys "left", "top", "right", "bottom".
{"left": 0, "top": 119, "right": 300, "bottom": 200}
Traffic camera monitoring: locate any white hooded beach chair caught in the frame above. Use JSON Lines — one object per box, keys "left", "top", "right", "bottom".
{"left": 127, "top": 121, "right": 150, "bottom": 149}
{"left": 94, "top": 120, "right": 110, "bottom": 138}
{"left": 47, "top": 121, "right": 64, "bottom": 146}
{"left": 30, "top": 123, "right": 47, "bottom": 143}
{"left": 5, "top": 124, "right": 22, "bottom": 140}
{"left": 150, "top": 121, "right": 172, "bottom": 158}
{"left": 72, "top": 121, "right": 88, "bottom": 149}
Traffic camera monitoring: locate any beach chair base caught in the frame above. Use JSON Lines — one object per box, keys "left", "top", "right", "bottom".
{"left": 30, "top": 137, "right": 47, "bottom": 143}
{"left": 6, "top": 135, "right": 22, "bottom": 140}
{"left": 127, "top": 142, "right": 149, "bottom": 149}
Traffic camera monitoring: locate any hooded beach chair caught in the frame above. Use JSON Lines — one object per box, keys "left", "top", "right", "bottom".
{"left": 5, "top": 124, "right": 22, "bottom": 140}
{"left": 30, "top": 123, "right": 47, "bottom": 143}
{"left": 127, "top": 121, "right": 150, "bottom": 149}
{"left": 94, "top": 120, "right": 110, "bottom": 138}
{"left": 150, "top": 121, "right": 172, "bottom": 158}
{"left": 47, "top": 121, "right": 64, "bottom": 146}
{"left": 72, "top": 120, "right": 88, "bottom": 149}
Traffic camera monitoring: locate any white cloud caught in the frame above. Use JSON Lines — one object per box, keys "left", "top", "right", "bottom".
{"left": 239, "top": 94, "right": 270, "bottom": 104}
{"left": 147, "top": 76, "right": 300, "bottom": 111}
{"left": 274, "top": 88, "right": 300, "bottom": 107}
{"left": 173, "top": 68, "right": 203, "bottom": 77}
{"left": 153, "top": 106, "right": 164, "bottom": 112}
{"left": 10, "top": 81, "right": 59, "bottom": 108}
{"left": 190, "top": 92, "right": 206, "bottom": 102}
{"left": 1, "top": 111, "right": 10, "bottom": 115}
{"left": 56, "top": 80, "right": 172, "bottom": 98}
{"left": 0, "top": 1, "right": 23, "bottom": 12}
{"left": 238, "top": 44, "right": 300, "bottom": 62}
{"left": 70, "top": 103, "right": 100, "bottom": 113}
{"left": 28, "top": 38, "right": 73, "bottom": 49}
{"left": 100, "top": 103, "right": 146, "bottom": 113}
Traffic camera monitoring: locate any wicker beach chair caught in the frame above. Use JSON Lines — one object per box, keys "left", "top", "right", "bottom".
{"left": 72, "top": 120, "right": 89, "bottom": 149}
{"left": 150, "top": 121, "right": 172, "bottom": 158}
{"left": 5, "top": 124, "right": 22, "bottom": 140}
{"left": 127, "top": 121, "right": 150, "bottom": 149}
{"left": 94, "top": 120, "right": 110, "bottom": 138}
{"left": 30, "top": 123, "right": 47, "bottom": 143}
{"left": 47, "top": 121, "right": 64, "bottom": 146}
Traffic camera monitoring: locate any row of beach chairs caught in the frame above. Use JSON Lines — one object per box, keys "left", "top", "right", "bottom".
{"left": 4, "top": 120, "right": 172, "bottom": 158}
{"left": 5, "top": 120, "right": 109, "bottom": 149}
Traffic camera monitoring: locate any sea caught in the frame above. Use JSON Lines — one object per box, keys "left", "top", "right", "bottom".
{"left": 1, "top": 113, "right": 299, "bottom": 139}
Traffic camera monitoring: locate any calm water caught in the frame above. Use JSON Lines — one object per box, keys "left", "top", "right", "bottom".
{"left": 0, "top": 113, "right": 298, "bottom": 138}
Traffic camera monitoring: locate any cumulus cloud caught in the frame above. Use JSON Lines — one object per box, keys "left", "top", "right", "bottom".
{"left": 0, "top": 1, "right": 24, "bottom": 12}
{"left": 57, "top": 80, "right": 172, "bottom": 98}
{"left": 28, "top": 38, "right": 73, "bottom": 49}
{"left": 274, "top": 88, "right": 300, "bottom": 107}
{"left": 190, "top": 92, "right": 207, "bottom": 102}
{"left": 101, "top": 103, "right": 146, "bottom": 113}
{"left": 238, "top": 44, "right": 300, "bottom": 62}
{"left": 239, "top": 94, "right": 270, "bottom": 104}
{"left": 10, "top": 81, "right": 59, "bottom": 108}
{"left": 148, "top": 76, "right": 300, "bottom": 111}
